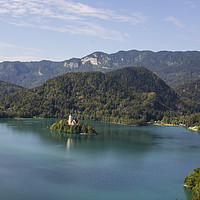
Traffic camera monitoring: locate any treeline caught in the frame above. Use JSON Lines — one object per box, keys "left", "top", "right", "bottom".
{"left": 184, "top": 168, "right": 200, "bottom": 200}
{"left": 0, "top": 67, "right": 198, "bottom": 126}
{"left": 0, "top": 81, "right": 23, "bottom": 99}
{"left": 161, "top": 112, "right": 200, "bottom": 129}
{"left": 164, "top": 78, "right": 200, "bottom": 128}
{"left": 50, "top": 120, "right": 97, "bottom": 135}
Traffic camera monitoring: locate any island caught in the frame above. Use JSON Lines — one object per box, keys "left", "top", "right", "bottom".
{"left": 184, "top": 168, "right": 200, "bottom": 200}
{"left": 50, "top": 114, "right": 97, "bottom": 135}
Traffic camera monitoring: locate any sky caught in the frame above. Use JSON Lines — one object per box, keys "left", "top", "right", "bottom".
{"left": 0, "top": 0, "right": 200, "bottom": 62}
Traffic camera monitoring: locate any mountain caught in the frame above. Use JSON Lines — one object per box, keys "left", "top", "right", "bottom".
{"left": 0, "top": 81, "right": 23, "bottom": 99}
{"left": 0, "top": 67, "right": 186, "bottom": 125}
{"left": 174, "top": 79, "right": 200, "bottom": 103}
{"left": 1, "top": 50, "right": 200, "bottom": 88}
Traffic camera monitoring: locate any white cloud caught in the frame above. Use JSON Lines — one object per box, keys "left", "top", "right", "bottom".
{"left": 0, "top": 40, "right": 68, "bottom": 62}
{"left": 40, "top": 22, "right": 127, "bottom": 41}
{"left": 0, "top": 41, "right": 45, "bottom": 53}
{"left": 0, "top": 55, "right": 44, "bottom": 62}
{"left": 165, "top": 17, "right": 186, "bottom": 28}
{"left": 0, "top": 0, "right": 147, "bottom": 40}
{"left": 0, "top": 8, "right": 9, "bottom": 14}
{"left": 6, "top": 20, "right": 35, "bottom": 27}
{"left": 0, "top": 41, "right": 51, "bottom": 62}
{"left": 184, "top": 0, "right": 200, "bottom": 8}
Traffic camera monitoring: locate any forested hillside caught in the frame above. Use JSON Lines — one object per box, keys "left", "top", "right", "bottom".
{"left": 0, "top": 81, "right": 23, "bottom": 99}
{"left": 0, "top": 67, "right": 187, "bottom": 125}
{"left": 174, "top": 79, "right": 200, "bottom": 103}
{"left": 1, "top": 50, "right": 200, "bottom": 88}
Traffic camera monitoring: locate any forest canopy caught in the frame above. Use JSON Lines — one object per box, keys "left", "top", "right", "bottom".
{"left": 185, "top": 168, "right": 200, "bottom": 200}
{"left": 0, "top": 67, "right": 200, "bottom": 127}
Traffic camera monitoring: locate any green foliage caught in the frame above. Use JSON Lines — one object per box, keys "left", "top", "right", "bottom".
{"left": 0, "top": 81, "right": 23, "bottom": 99}
{"left": 191, "top": 183, "right": 200, "bottom": 200}
{"left": 174, "top": 79, "right": 200, "bottom": 103}
{"left": 185, "top": 168, "right": 200, "bottom": 200}
{"left": 161, "top": 112, "right": 200, "bottom": 127}
{"left": 50, "top": 120, "right": 97, "bottom": 135}
{"left": 0, "top": 67, "right": 186, "bottom": 125}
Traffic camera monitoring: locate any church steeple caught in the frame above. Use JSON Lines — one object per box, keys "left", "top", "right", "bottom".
{"left": 68, "top": 114, "right": 72, "bottom": 125}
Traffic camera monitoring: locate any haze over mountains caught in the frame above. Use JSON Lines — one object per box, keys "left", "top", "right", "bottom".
{"left": 1, "top": 50, "right": 200, "bottom": 88}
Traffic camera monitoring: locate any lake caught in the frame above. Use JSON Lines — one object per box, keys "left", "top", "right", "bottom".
{"left": 0, "top": 119, "right": 199, "bottom": 200}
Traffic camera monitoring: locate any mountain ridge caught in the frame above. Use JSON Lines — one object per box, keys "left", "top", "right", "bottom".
{"left": 1, "top": 50, "right": 200, "bottom": 88}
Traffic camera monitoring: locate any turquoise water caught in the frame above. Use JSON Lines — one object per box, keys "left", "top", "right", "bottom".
{"left": 0, "top": 119, "right": 199, "bottom": 200}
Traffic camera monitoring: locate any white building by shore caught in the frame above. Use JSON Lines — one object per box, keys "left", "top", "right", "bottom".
{"left": 68, "top": 114, "right": 77, "bottom": 125}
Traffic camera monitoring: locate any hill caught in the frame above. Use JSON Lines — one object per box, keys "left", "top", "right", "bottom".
{"left": 1, "top": 50, "right": 200, "bottom": 88}
{"left": 0, "top": 67, "right": 187, "bottom": 125}
{"left": 0, "top": 81, "right": 23, "bottom": 99}
{"left": 174, "top": 79, "right": 200, "bottom": 103}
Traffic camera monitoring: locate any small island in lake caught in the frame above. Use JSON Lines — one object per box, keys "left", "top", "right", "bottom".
{"left": 50, "top": 114, "right": 97, "bottom": 135}
{"left": 184, "top": 168, "right": 200, "bottom": 200}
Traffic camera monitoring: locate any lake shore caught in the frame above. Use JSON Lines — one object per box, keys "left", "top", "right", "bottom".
{"left": 153, "top": 122, "right": 179, "bottom": 127}
{"left": 153, "top": 122, "right": 199, "bottom": 133}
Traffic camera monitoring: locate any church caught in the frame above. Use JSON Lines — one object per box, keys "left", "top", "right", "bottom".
{"left": 67, "top": 114, "right": 78, "bottom": 125}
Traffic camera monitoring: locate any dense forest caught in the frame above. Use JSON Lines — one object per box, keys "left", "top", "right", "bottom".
{"left": 0, "top": 67, "right": 192, "bottom": 125}
{"left": 174, "top": 79, "right": 200, "bottom": 103}
{"left": 1, "top": 50, "right": 200, "bottom": 88}
{"left": 0, "top": 81, "right": 23, "bottom": 99}
{"left": 0, "top": 67, "right": 200, "bottom": 127}
{"left": 185, "top": 168, "right": 200, "bottom": 200}
{"left": 162, "top": 79, "right": 200, "bottom": 128}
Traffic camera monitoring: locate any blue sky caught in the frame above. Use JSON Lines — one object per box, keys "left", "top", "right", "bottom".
{"left": 0, "top": 0, "right": 200, "bottom": 62}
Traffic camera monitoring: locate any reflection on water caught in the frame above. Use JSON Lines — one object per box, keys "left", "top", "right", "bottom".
{"left": 1, "top": 119, "right": 157, "bottom": 154}
{"left": 66, "top": 138, "right": 73, "bottom": 151}
{"left": 0, "top": 119, "right": 199, "bottom": 200}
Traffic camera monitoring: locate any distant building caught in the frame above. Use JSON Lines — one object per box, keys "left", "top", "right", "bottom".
{"left": 68, "top": 114, "right": 77, "bottom": 125}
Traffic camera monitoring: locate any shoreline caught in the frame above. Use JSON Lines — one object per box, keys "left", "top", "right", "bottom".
{"left": 1, "top": 117, "right": 199, "bottom": 133}
{"left": 153, "top": 122, "right": 179, "bottom": 127}
{"left": 153, "top": 122, "right": 199, "bottom": 133}
{"left": 187, "top": 126, "right": 199, "bottom": 132}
